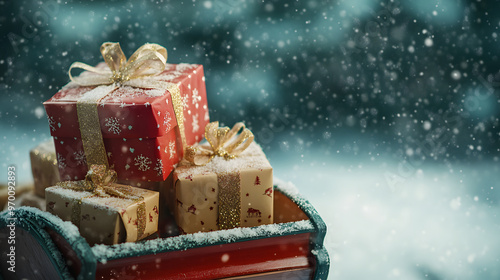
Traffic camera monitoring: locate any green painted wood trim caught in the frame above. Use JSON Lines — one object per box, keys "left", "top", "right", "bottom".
{"left": 274, "top": 185, "right": 330, "bottom": 279}
{"left": 0, "top": 207, "right": 96, "bottom": 280}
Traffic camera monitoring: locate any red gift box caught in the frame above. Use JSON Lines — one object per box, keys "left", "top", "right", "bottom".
{"left": 44, "top": 62, "right": 209, "bottom": 182}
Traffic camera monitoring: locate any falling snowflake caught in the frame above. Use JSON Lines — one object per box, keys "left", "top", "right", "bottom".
{"left": 204, "top": 109, "right": 210, "bottom": 122}
{"left": 191, "top": 88, "right": 201, "bottom": 105}
{"left": 163, "top": 112, "right": 172, "bottom": 132}
{"left": 181, "top": 94, "right": 189, "bottom": 109}
{"left": 169, "top": 141, "right": 176, "bottom": 159}
{"left": 48, "top": 116, "right": 56, "bottom": 131}
{"left": 57, "top": 153, "right": 66, "bottom": 169}
{"left": 134, "top": 154, "right": 152, "bottom": 171}
{"left": 192, "top": 114, "right": 200, "bottom": 133}
{"left": 154, "top": 159, "right": 163, "bottom": 177}
{"left": 105, "top": 117, "right": 121, "bottom": 135}
{"left": 74, "top": 151, "right": 86, "bottom": 166}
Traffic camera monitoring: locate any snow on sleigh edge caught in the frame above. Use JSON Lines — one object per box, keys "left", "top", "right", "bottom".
{"left": 0, "top": 181, "right": 330, "bottom": 280}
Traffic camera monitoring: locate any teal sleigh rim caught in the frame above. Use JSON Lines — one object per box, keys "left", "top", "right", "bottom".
{"left": 0, "top": 184, "right": 329, "bottom": 279}
{"left": 91, "top": 184, "right": 329, "bottom": 279}
{"left": 0, "top": 206, "right": 96, "bottom": 280}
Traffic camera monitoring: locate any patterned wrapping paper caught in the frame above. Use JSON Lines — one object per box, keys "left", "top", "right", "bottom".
{"left": 30, "top": 140, "right": 60, "bottom": 198}
{"left": 46, "top": 182, "right": 159, "bottom": 245}
{"left": 44, "top": 62, "right": 209, "bottom": 182}
{"left": 168, "top": 142, "right": 273, "bottom": 234}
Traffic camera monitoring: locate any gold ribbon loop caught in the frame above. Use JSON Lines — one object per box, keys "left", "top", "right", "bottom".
{"left": 69, "top": 42, "right": 168, "bottom": 86}
{"left": 185, "top": 121, "right": 254, "bottom": 165}
{"left": 85, "top": 164, "right": 117, "bottom": 189}
{"left": 101, "top": 42, "right": 126, "bottom": 73}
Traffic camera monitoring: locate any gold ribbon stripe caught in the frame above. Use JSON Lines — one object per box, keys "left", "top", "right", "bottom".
{"left": 184, "top": 121, "right": 256, "bottom": 230}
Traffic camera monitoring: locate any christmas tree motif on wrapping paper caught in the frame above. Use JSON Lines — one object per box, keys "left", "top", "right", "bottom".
{"left": 247, "top": 208, "right": 261, "bottom": 218}
{"left": 48, "top": 201, "right": 55, "bottom": 211}
{"left": 134, "top": 154, "right": 152, "bottom": 171}
{"left": 187, "top": 204, "right": 196, "bottom": 215}
{"left": 176, "top": 199, "right": 183, "bottom": 208}
{"left": 263, "top": 187, "right": 272, "bottom": 198}
{"left": 104, "top": 117, "right": 122, "bottom": 135}
{"left": 254, "top": 176, "right": 261, "bottom": 185}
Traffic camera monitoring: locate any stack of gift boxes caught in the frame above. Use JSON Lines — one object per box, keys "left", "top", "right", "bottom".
{"left": 28, "top": 42, "right": 274, "bottom": 245}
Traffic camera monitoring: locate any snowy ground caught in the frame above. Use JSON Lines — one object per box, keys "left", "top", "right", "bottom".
{"left": 2, "top": 126, "right": 500, "bottom": 279}
{"left": 273, "top": 151, "right": 500, "bottom": 280}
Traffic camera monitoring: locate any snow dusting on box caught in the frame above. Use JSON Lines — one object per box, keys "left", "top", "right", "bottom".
{"left": 46, "top": 184, "right": 154, "bottom": 211}
{"left": 92, "top": 219, "right": 313, "bottom": 262}
{"left": 175, "top": 142, "right": 271, "bottom": 178}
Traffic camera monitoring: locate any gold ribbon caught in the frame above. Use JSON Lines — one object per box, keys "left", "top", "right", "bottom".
{"left": 184, "top": 121, "right": 254, "bottom": 230}
{"left": 69, "top": 42, "right": 187, "bottom": 169}
{"left": 184, "top": 121, "right": 254, "bottom": 166}
{"left": 59, "top": 164, "right": 147, "bottom": 241}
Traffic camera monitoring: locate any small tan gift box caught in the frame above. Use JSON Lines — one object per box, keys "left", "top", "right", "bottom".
{"left": 167, "top": 122, "right": 273, "bottom": 234}
{"left": 30, "top": 140, "right": 60, "bottom": 198}
{"left": 46, "top": 165, "right": 159, "bottom": 245}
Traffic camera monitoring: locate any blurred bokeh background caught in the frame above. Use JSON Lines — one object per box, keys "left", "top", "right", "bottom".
{"left": 1, "top": 0, "right": 499, "bottom": 279}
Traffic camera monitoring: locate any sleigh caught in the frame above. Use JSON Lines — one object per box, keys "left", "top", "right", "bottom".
{"left": 0, "top": 181, "right": 329, "bottom": 279}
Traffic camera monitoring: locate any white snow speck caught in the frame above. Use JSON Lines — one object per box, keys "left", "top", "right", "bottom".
{"left": 451, "top": 70, "right": 461, "bottom": 80}
{"left": 221, "top": 253, "right": 230, "bottom": 263}
{"left": 34, "top": 107, "right": 45, "bottom": 119}
{"left": 450, "top": 197, "right": 461, "bottom": 210}
{"left": 424, "top": 38, "right": 433, "bottom": 47}
{"left": 423, "top": 121, "right": 431, "bottom": 131}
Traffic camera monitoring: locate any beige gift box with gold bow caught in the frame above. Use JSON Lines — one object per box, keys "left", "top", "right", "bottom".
{"left": 46, "top": 165, "right": 159, "bottom": 245}
{"left": 164, "top": 122, "right": 273, "bottom": 234}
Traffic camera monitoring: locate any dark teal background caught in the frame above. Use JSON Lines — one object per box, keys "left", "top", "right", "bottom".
{"left": 1, "top": 1, "right": 500, "bottom": 279}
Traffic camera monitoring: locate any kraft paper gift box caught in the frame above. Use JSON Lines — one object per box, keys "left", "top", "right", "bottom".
{"left": 43, "top": 42, "right": 209, "bottom": 183}
{"left": 166, "top": 122, "right": 273, "bottom": 234}
{"left": 46, "top": 165, "right": 159, "bottom": 245}
{"left": 30, "top": 140, "right": 60, "bottom": 198}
